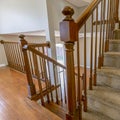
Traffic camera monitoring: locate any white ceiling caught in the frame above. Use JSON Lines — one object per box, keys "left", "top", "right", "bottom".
{"left": 66, "top": 0, "right": 92, "bottom": 7}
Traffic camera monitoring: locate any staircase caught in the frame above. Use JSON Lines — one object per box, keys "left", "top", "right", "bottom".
{"left": 86, "top": 29, "right": 120, "bottom": 120}
{"left": 2, "top": 0, "right": 119, "bottom": 120}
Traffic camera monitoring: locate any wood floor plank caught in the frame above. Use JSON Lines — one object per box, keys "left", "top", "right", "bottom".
{"left": 0, "top": 67, "right": 62, "bottom": 120}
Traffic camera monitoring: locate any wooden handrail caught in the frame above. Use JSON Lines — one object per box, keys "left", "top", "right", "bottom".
{"left": 1, "top": 40, "right": 50, "bottom": 48}
{"left": 76, "top": 0, "right": 101, "bottom": 30}
{"left": 0, "top": 40, "right": 18, "bottom": 44}
{"left": 25, "top": 45, "right": 66, "bottom": 69}
{"left": 28, "top": 42, "right": 50, "bottom": 48}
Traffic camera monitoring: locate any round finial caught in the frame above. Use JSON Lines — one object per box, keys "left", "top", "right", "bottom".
{"left": 19, "top": 34, "right": 25, "bottom": 39}
{"left": 62, "top": 6, "right": 74, "bottom": 21}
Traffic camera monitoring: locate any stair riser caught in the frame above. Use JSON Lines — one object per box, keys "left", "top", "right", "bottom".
{"left": 88, "top": 96, "right": 120, "bottom": 120}
{"left": 104, "top": 54, "right": 120, "bottom": 68}
{"left": 97, "top": 73, "right": 120, "bottom": 90}
{"left": 109, "top": 43, "right": 120, "bottom": 52}
{"left": 114, "top": 31, "right": 120, "bottom": 39}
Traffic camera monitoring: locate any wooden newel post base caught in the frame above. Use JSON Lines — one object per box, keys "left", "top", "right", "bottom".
{"left": 19, "top": 34, "right": 36, "bottom": 99}
{"left": 60, "top": 6, "right": 78, "bottom": 120}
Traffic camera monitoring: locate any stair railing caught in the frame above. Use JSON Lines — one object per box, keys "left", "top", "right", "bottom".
{"left": 19, "top": 35, "right": 67, "bottom": 107}
{"left": 0, "top": 39, "right": 49, "bottom": 75}
{"left": 0, "top": 40, "right": 25, "bottom": 72}
{"left": 60, "top": 0, "right": 119, "bottom": 119}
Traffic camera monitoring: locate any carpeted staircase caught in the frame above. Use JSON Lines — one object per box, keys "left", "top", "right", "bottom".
{"left": 86, "top": 29, "right": 120, "bottom": 120}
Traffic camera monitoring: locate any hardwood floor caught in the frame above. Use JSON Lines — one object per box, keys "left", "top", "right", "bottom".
{"left": 0, "top": 67, "right": 62, "bottom": 120}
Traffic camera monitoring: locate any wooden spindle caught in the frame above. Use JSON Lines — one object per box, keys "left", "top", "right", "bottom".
{"left": 101, "top": 0, "right": 106, "bottom": 65}
{"left": 43, "top": 58, "right": 50, "bottom": 103}
{"left": 33, "top": 53, "right": 45, "bottom": 106}
{"left": 98, "top": 1, "right": 103, "bottom": 69}
{"left": 53, "top": 64, "right": 59, "bottom": 104}
{"left": 77, "top": 38, "right": 82, "bottom": 119}
{"left": 89, "top": 13, "right": 94, "bottom": 90}
{"left": 47, "top": 61, "right": 54, "bottom": 102}
{"left": 94, "top": 6, "right": 98, "bottom": 86}
{"left": 83, "top": 23, "right": 87, "bottom": 112}
{"left": 105, "top": 0, "right": 110, "bottom": 48}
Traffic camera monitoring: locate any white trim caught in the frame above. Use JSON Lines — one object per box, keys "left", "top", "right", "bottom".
{"left": 0, "top": 64, "right": 7, "bottom": 67}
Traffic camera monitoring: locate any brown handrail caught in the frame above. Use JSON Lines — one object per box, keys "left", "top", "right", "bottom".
{"left": 28, "top": 42, "right": 50, "bottom": 48}
{"left": 26, "top": 45, "right": 66, "bottom": 69}
{"left": 76, "top": 0, "right": 101, "bottom": 30}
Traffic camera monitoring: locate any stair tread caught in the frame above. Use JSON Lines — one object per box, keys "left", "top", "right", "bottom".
{"left": 109, "top": 39, "right": 120, "bottom": 43}
{"left": 104, "top": 52, "right": 120, "bottom": 55}
{"left": 45, "top": 102, "right": 66, "bottom": 119}
{"left": 83, "top": 107, "right": 113, "bottom": 120}
{"left": 114, "top": 29, "right": 120, "bottom": 32}
{"left": 97, "top": 67, "right": 120, "bottom": 76}
{"left": 88, "top": 85, "right": 120, "bottom": 110}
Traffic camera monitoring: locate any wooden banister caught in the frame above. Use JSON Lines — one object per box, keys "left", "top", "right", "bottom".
{"left": 26, "top": 45, "right": 66, "bottom": 69}
{"left": 76, "top": 0, "right": 101, "bottom": 30}
{"left": 28, "top": 42, "right": 50, "bottom": 48}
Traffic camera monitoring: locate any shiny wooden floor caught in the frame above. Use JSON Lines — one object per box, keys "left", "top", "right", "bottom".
{"left": 0, "top": 67, "right": 61, "bottom": 120}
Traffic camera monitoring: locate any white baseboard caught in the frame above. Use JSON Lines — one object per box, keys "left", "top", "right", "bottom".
{"left": 0, "top": 64, "right": 7, "bottom": 67}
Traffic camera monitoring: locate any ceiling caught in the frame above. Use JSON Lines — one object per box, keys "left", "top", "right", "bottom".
{"left": 66, "top": 0, "right": 92, "bottom": 7}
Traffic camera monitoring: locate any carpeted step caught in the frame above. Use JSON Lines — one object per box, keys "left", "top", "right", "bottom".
{"left": 88, "top": 85, "right": 120, "bottom": 120}
{"left": 97, "top": 67, "right": 120, "bottom": 89}
{"left": 104, "top": 52, "right": 120, "bottom": 68}
{"left": 109, "top": 40, "right": 120, "bottom": 52}
{"left": 113, "top": 29, "right": 120, "bottom": 39}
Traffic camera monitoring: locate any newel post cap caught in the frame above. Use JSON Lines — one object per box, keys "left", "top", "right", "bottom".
{"left": 62, "top": 6, "right": 74, "bottom": 21}
{"left": 19, "top": 34, "right": 28, "bottom": 49}
{"left": 60, "top": 6, "right": 78, "bottom": 43}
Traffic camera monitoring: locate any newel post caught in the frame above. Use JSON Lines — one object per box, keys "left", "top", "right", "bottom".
{"left": 19, "top": 35, "right": 36, "bottom": 99}
{"left": 60, "top": 6, "right": 78, "bottom": 120}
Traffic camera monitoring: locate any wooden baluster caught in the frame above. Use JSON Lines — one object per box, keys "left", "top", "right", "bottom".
{"left": 18, "top": 44, "right": 25, "bottom": 72}
{"left": 32, "top": 51, "right": 38, "bottom": 77}
{"left": 0, "top": 41, "right": 10, "bottom": 66}
{"left": 83, "top": 23, "right": 87, "bottom": 112}
{"left": 63, "top": 70, "right": 67, "bottom": 104}
{"left": 53, "top": 64, "right": 59, "bottom": 104}
{"left": 109, "top": 0, "right": 112, "bottom": 40}
{"left": 94, "top": 6, "right": 98, "bottom": 86}
{"left": 101, "top": 0, "right": 106, "bottom": 65}
{"left": 14, "top": 43, "right": 21, "bottom": 71}
{"left": 98, "top": 1, "right": 103, "bottom": 69}
{"left": 114, "top": 0, "right": 119, "bottom": 22}
{"left": 60, "top": 6, "right": 77, "bottom": 120}
{"left": 19, "top": 35, "right": 36, "bottom": 98}
{"left": 5, "top": 43, "right": 13, "bottom": 67}
{"left": 28, "top": 51, "right": 35, "bottom": 75}
{"left": 58, "top": 68, "right": 63, "bottom": 103}
{"left": 9, "top": 43, "right": 14, "bottom": 68}
{"left": 105, "top": 0, "right": 110, "bottom": 49}
{"left": 38, "top": 47, "right": 44, "bottom": 79}
{"left": 47, "top": 61, "right": 54, "bottom": 102}
{"left": 42, "top": 58, "right": 50, "bottom": 103}
{"left": 89, "top": 13, "right": 94, "bottom": 90}
{"left": 32, "top": 53, "right": 45, "bottom": 106}
{"left": 110, "top": 0, "right": 115, "bottom": 38}
{"left": 77, "top": 37, "right": 82, "bottom": 119}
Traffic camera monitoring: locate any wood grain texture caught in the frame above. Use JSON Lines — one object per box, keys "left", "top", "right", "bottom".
{"left": 0, "top": 67, "right": 62, "bottom": 120}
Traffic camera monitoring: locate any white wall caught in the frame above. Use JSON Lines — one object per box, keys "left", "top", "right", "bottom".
{"left": 50, "top": 0, "right": 80, "bottom": 31}
{"left": 0, "top": 0, "right": 48, "bottom": 34}
{"left": 0, "top": 0, "right": 80, "bottom": 34}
